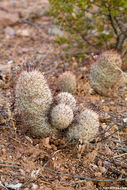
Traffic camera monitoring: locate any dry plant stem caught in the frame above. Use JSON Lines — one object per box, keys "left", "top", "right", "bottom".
{"left": 9, "top": 136, "right": 28, "bottom": 147}
{"left": 113, "top": 153, "right": 127, "bottom": 158}
{"left": 42, "top": 166, "right": 126, "bottom": 182}
{"left": 106, "top": 139, "right": 127, "bottom": 145}
{"left": 82, "top": 141, "right": 127, "bottom": 152}
{"left": 115, "top": 17, "right": 127, "bottom": 37}
{"left": 0, "top": 164, "right": 20, "bottom": 169}
{"left": 101, "top": 124, "right": 127, "bottom": 142}
{"left": 43, "top": 40, "right": 91, "bottom": 71}
{"left": 43, "top": 150, "right": 61, "bottom": 168}
{"left": 27, "top": 37, "right": 49, "bottom": 67}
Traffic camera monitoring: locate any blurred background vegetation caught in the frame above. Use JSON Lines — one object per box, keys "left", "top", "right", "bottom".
{"left": 48, "top": 0, "right": 127, "bottom": 69}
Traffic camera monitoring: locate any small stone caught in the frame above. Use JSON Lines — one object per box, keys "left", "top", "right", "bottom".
{"left": 123, "top": 118, "right": 127, "bottom": 123}
{"left": 4, "top": 26, "right": 16, "bottom": 37}
{"left": 0, "top": 10, "right": 19, "bottom": 27}
{"left": 31, "top": 183, "right": 38, "bottom": 190}
{"left": 17, "top": 29, "right": 31, "bottom": 37}
{"left": 99, "top": 166, "right": 106, "bottom": 173}
{"left": 48, "top": 26, "right": 65, "bottom": 37}
{"left": 94, "top": 172, "right": 102, "bottom": 177}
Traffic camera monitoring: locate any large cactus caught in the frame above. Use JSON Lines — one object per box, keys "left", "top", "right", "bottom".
{"left": 89, "top": 50, "right": 122, "bottom": 96}
{"left": 15, "top": 70, "right": 56, "bottom": 137}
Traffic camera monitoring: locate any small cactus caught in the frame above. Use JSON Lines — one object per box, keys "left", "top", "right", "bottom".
{"left": 58, "top": 71, "right": 76, "bottom": 93}
{"left": 67, "top": 109, "right": 99, "bottom": 143}
{"left": 29, "top": 116, "right": 57, "bottom": 137}
{"left": 51, "top": 103, "right": 74, "bottom": 130}
{"left": 55, "top": 92, "right": 76, "bottom": 111}
{"left": 89, "top": 50, "right": 122, "bottom": 96}
{"left": 15, "top": 70, "right": 55, "bottom": 137}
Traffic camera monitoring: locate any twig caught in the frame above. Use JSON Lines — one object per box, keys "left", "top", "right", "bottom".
{"left": 115, "top": 17, "right": 127, "bottom": 37}
{"left": 122, "top": 50, "right": 127, "bottom": 58}
{"left": 43, "top": 150, "right": 61, "bottom": 168}
{"left": 113, "top": 153, "right": 127, "bottom": 158}
{"left": 0, "top": 164, "right": 20, "bottom": 169}
{"left": 108, "top": 9, "right": 118, "bottom": 37}
{"left": 102, "top": 124, "right": 127, "bottom": 141}
{"left": 26, "top": 37, "right": 50, "bottom": 68}
{"left": 107, "top": 8, "right": 123, "bottom": 50}
{"left": 97, "top": 124, "right": 115, "bottom": 142}
{"left": 42, "top": 166, "right": 126, "bottom": 182}
{"left": 105, "top": 139, "right": 127, "bottom": 146}
{"left": 119, "top": 35, "right": 127, "bottom": 52}
{"left": 9, "top": 136, "right": 28, "bottom": 147}
{"left": 86, "top": 141, "right": 127, "bottom": 152}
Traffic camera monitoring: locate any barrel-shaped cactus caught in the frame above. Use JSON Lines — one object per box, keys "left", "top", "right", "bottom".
{"left": 89, "top": 50, "right": 122, "bottom": 96}
{"left": 58, "top": 71, "right": 76, "bottom": 93}
{"left": 55, "top": 92, "right": 76, "bottom": 111}
{"left": 67, "top": 109, "right": 99, "bottom": 143}
{"left": 51, "top": 103, "right": 74, "bottom": 130}
{"left": 15, "top": 70, "right": 56, "bottom": 137}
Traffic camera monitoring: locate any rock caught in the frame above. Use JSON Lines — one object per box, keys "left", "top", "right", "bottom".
{"left": 123, "top": 118, "right": 127, "bottom": 123}
{"left": 4, "top": 26, "right": 16, "bottom": 38}
{"left": 48, "top": 26, "right": 65, "bottom": 37}
{"left": 0, "top": 10, "right": 19, "bottom": 27}
{"left": 0, "top": 63, "right": 12, "bottom": 88}
{"left": 31, "top": 184, "right": 39, "bottom": 190}
{"left": 17, "top": 29, "right": 31, "bottom": 37}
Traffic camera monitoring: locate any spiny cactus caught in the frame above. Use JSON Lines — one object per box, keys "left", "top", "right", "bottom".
{"left": 120, "top": 72, "right": 127, "bottom": 85}
{"left": 89, "top": 50, "right": 122, "bottom": 96}
{"left": 67, "top": 109, "right": 99, "bottom": 143}
{"left": 58, "top": 71, "right": 76, "bottom": 93}
{"left": 51, "top": 103, "right": 74, "bottom": 130}
{"left": 55, "top": 92, "right": 76, "bottom": 111}
{"left": 29, "top": 117, "right": 57, "bottom": 137}
{"left": 15, "top": 70, "right": 56, "bottom": 137}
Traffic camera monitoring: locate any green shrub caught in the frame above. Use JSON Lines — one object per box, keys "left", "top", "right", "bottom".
{"left": 49, "top": 0, "right": 127, "bottom": 55}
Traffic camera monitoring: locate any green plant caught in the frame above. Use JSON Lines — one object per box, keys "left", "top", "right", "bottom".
{"left": 55, "top": 92, "right": 76, "bottom": 111}
{"left": 15, "top": 70, "right": 56, "bottom": 137}
{"left": 51, "top": 103, "right": 73, "bottom": 130}
{"left": 58, "top": 71, "right": 76, "bottom": 93}
{"left": 49, "top": 0, "right": 127, "bottom": 56}
{"left": 67, "top": 109, "right": 99, "bottom": 143}
{"left": 89, "top": 50, "right": 122, "bottom": 95}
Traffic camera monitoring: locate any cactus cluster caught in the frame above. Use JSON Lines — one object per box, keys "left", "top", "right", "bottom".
{"left": 15, "top": 69, "right": 99, "bottom": 143}
{"left": 89, "top": 50, "right": 122, "bottom": 96}
{"left": 58, "top": 71, "right": 77, "bottom": 93}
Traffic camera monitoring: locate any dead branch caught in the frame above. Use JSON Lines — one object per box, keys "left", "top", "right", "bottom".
{"left": 0, "top": 164, "right": 20, "bottom": 169}
{"left": 42, "top": 166, "right": 126, "bottom": 182}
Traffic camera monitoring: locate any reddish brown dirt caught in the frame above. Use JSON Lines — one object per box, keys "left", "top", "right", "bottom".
{"left": 0, "top": 0, "right": 127, "bottom": 189}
